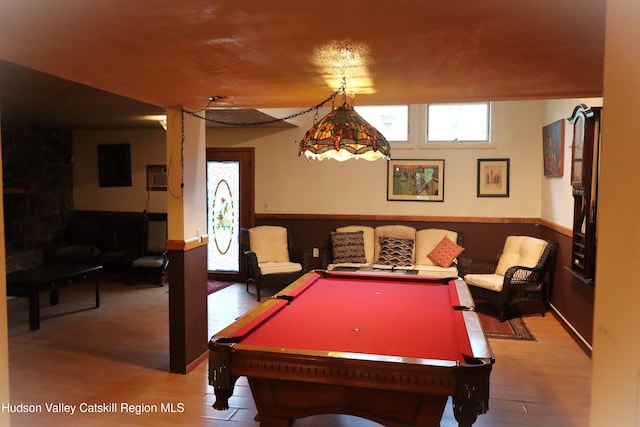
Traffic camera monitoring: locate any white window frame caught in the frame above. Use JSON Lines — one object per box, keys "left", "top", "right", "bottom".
{"left": 424, "top": 102, "right": 492, "bottom": 147}
{"left": 354, "top": 105, "right": 410, "bottom": 143}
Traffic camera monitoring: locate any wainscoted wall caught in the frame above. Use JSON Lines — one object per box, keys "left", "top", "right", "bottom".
{"left": 541, "top": 226, "right": 594, "bottom": 351}
{"left": 167, "top": 243, "right": 208, "bottom": 374}
{"left": 256, "top": 214, "right": 594, "bottom": 354}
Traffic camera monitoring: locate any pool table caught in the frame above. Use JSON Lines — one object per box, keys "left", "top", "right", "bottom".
{"left": 209, "top": 270, "right": 494, "bottom": 427}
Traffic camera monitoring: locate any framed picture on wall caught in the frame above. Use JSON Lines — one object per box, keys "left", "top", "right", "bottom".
{"left": 387, "top": 159, "right": 445, "bottom": 202}
{"left": 477, "top": 158, "right": 510, "bottom": 197}
{"left": 542, "top": 119, "right": 565, "bottom": 177}
{"left": 97, "top": 143, "right": 132, "bottom": 187}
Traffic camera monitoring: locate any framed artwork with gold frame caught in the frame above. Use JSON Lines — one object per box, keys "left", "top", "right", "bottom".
{"left": 542, "top": 119, "right": 565, "bottom": 177}
{"left": 387, "top": 159, "right": 445, "bottom": 202}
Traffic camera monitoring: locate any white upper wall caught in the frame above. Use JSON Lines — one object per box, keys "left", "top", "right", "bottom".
{"left": 210, "top": 100, "right": 547, "bottom": 218}
{"left": 73, "top": 129, "right": 168, "bottom": 213}
{"left": 71, "top": 98, "right": 601, "bottom": 227}
{"left": 541, "top": 97, "right": 603, "bottom": 229}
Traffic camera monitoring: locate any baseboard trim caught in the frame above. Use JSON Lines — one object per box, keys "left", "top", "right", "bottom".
{"left": 185, "top": 350, "right": 209, "bottom": 374}
{"left": 549, "top": 303, "right": 592, "bottom": 357}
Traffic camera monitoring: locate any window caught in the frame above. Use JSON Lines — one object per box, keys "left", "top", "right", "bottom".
{"left": 426, "top": 102, "right": 490, "bottom": 143}
{"left": 354, "top": 105, "right": 409, "bottom": 142}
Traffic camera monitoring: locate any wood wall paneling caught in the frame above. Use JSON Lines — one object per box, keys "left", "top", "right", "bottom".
{"left": 167, "top": 245, "right": 209, "bottom": 374}
{"left": 541, "top": 227, "right": 594, "bottom": 352}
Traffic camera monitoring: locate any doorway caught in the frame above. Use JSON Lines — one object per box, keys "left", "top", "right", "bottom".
{"left": 205, "top": 148, "right": 254, "bottom": 282}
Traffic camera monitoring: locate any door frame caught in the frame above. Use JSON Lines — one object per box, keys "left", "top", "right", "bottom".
{"left": 206, "top": 147, "right": 254, "bottom": 282}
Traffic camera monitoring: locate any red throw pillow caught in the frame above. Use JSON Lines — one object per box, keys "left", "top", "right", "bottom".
{"left": 427, "top": 236, "right": 465, "bottom": 268}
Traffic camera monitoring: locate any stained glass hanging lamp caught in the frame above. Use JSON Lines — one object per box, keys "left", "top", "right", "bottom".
{"left": 298, "top": 80, "right": 391, "bottom": 161}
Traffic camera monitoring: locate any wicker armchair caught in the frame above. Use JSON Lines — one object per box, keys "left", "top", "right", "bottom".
{"left": 241, "top": 226, "right": 303, "bottom": 301}
{"left": 459, "top": 236, "right": 557, "bottom": 322}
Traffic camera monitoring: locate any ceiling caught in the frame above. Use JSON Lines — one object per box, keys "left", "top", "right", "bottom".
{"left": 0, "top": 0, "right": 606, "bottom": 130}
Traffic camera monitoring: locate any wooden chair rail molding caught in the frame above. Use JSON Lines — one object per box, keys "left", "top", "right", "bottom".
{"left": 166, "top": 235, "right": 209, "bottom": 251}
{"left": 256, "top": 213, "right": 573, "bottom": 238}
{"left": 539, "top": 219, "right": 572, "bottom": 238}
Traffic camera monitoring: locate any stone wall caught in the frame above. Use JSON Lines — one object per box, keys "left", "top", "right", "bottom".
{"left": 1, "top": 124, "right": 74, "bottom": 271}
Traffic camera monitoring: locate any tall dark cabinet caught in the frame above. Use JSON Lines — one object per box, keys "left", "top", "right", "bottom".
{"left": 568, "top": 104, "right": 601, "bottom": 283}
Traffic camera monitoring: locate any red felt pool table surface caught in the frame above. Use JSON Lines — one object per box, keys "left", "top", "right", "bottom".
{"left": 237, "top": 272, "right": 473, "bottom": 361}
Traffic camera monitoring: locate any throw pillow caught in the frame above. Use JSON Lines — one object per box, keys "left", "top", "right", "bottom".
{"left": 427, "top": 236, "right": 465, "bottom": 268}
{"left": 331, "top": 231, "right": 367, "bottom": 263}
{"left": 376, "top": 236, "right": 414, "bottom": 266}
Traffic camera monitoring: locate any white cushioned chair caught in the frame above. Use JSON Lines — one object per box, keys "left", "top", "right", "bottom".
{"left": 131, "top": 215, "right": 168, "bottom": 285}
{"left": 241, "top": 226, "right": 303, "bottom": 301}
{"left": 460, "top": 236, "right": 557, "bottom": 321}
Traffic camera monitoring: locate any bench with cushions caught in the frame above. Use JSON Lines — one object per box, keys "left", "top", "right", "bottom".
{"left": 326, "top": 225, "right": 464, "bottom": 277}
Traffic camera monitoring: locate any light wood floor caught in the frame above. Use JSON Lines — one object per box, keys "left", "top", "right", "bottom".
{"left": 6, "top": 277, "right": 592, "bottom": 427}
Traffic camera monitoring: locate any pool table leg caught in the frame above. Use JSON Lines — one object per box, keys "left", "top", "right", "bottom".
{"left": 453, "top": 364, "right": 492, "bottom": 427}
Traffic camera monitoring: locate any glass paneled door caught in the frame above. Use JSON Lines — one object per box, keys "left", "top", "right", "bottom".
{"left": 206, "top": 148, "right": 254, "bottom": 282}
{"left": 207, "top": 161, "right": 239, "bottom": 273}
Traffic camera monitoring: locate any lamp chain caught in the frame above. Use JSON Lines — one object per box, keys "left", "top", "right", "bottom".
{"left": 339, "top": 78, "right": 348, "bottom": 107}
{"left": 181, "top": 88, "right": 340, "bottom": 127}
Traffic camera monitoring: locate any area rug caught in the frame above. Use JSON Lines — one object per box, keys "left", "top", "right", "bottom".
{"left": 207, "top": 280, "right": 235, "bottom": 295}
{"left": 475, "top": 303, "right": 536, "bottom": 341}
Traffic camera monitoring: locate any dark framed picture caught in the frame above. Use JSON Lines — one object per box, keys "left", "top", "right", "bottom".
{"left": 387, "top": 159, "right": 444, "bottom": 202}
{"left": 97, "top": 143, "right": 132, "bottom": 187}
{"left": 542, "top": 119, "right": 565, "bottom": 177}
{"left": 477, "top": 158, "right": 510, "bottom": 197}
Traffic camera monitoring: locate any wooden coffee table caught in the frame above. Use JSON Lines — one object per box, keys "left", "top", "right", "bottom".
{"left": 7, "top": 264, "right": 103, "bottom": 330}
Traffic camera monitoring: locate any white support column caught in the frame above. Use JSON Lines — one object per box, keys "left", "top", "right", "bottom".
{"left": 590, "top": 0, "right": 640, "bottom": 425}
{"left": 0, "top": 106, "right": 10, "bottom": 426}
{"left": 165, "top": 106, "right": 209, "bottom": 374}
